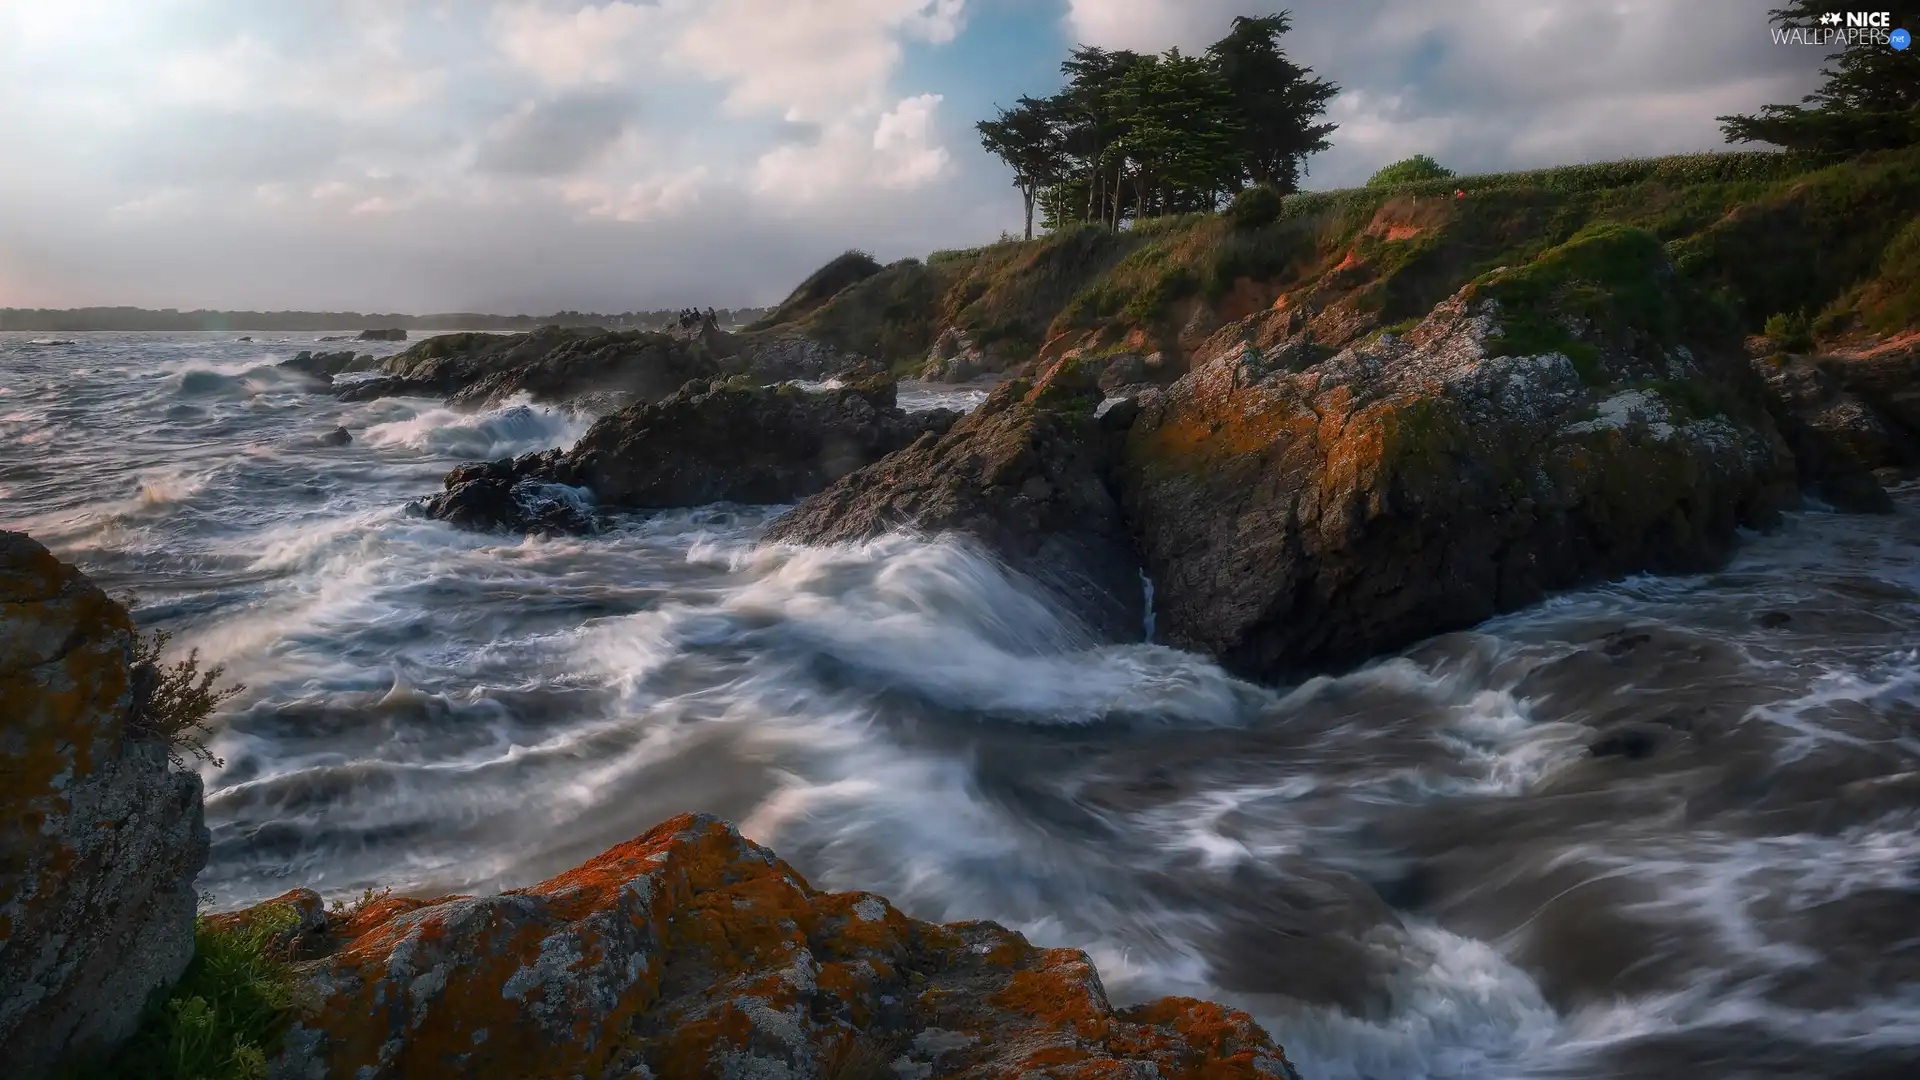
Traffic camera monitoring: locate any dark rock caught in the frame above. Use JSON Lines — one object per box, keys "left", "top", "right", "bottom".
{"left": 278, "top": 349, "right": 362, "bottom": 382}
{"left": 1749, "top": 352, "right": 1903, "bottom": 513}
{"left": 1587, "top": 722, "right": 1673, "bottom": 760}
{"left": 764, "top": 361, "right": 1144, "bottom": 641}
{"left": 345, "top": 325, "right": 727, "bottom": 407}
{"left": 318, "top": 426, "right": 352, "bottom": 447}
{"left": 416, "top": 450, "right": 595, "bottom": 535}
{"left": 357, "top": 328, "right": 408, "bottom": 341}
{"left": 1756, "top": 610, "right": 1793, "bottom": 629}
{"left": 559, "top": 375, "right": 947, "bottom": 508}
{"left": 1121, "top": 270, "right": 1796, "bottom": 681}
{"left": 421, "top": 377, "right": 952, "bottom": 534}
{"left": 1821, "top": 340, "right": 1920, "bottom": 440}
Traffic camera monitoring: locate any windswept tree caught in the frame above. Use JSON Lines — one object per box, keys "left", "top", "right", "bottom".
{"left": 976, "top": 11, "right": 1339, "bottom": 232}
{"left": 1107, "top": 49, "right": 1245, "bottom": 218}
{"left": 977, "top": 96, "right": 1066, "bottom": 240}
{"left": 1207, "top": 13, "right": 1338, "bottom": 192}
{"left": 1720, "top": 1, "right": 1919, "bottom": 154}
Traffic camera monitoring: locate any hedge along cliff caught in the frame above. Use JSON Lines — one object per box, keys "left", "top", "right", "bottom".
{"left": 0, "top": 532, "right": 210, "bottom": 1074}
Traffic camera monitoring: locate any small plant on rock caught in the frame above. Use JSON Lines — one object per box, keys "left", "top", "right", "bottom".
{"left": 1763, "top": 310, "right": 1815, "bottom": 352}
{"left": 128, "top": 629, "right": 245, "bottom": 769}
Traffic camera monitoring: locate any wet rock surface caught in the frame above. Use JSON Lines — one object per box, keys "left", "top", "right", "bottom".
{"left": 1121, "top": 255, "right": 1797, "bottom": 680}
{"left": 235, "top": 813, "right": 1302, "bottom": 1080}
{"left": 764, "top": 361, "right": 1146, "bottom": 642}
{"left": 0, "top": 532, "right": 208, "bottom": 1074}
{"left": 418, "top": 376, "right": 956, "bottom": 532}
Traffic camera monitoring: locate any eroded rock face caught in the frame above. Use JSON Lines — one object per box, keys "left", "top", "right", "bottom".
{"left": 764, "top": 362, "right": 1145, "bottom": 642}
{"left": 241, "top": 813, "right": 1301, "bottom": 1080}
{"left": 1123, "top": 277, "right": 1797, "bottom": 680}
{"left": 340, "top": 326, "right": 725, "bottom": 407}
{"left": 0, "top": 532, "right": 209, "bottom": 1074}
{"left": 1821, "top": 338, "right": 1920, "bottom": 455}
{"left": 418, "top": 376, "right": 958, "bottom": 532}
{"left": 1748, "top": 352, "right": 1905, "bottom": 512}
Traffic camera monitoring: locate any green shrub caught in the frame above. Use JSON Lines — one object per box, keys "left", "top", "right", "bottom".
{"left": 1367, "top": 154, "right": 1454, "bottom": 188}
{"left": 1763, "top": 310, "right": 1814, "bottom": 351}
{"left": 1226, "top": 184, "right": 1286, "bottom": 230}
{"left": 65, "top": 907, "right": 301, "bottom": 1080}
{"left": 128, "top": 629, "right": 245, "bottom": 769}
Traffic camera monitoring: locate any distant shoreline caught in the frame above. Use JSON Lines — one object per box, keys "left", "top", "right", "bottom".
{"left": 0, "top": 306, "right": 771, "bottom": 333}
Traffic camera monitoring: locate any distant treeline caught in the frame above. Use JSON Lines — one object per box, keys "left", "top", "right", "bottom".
{"left": 0, "top": 306, "right": 774, "bottom": 333}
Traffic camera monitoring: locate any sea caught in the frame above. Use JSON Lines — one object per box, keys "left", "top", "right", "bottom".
{"left": 3, "top": 330, "right": 1916, "bottom": 1080}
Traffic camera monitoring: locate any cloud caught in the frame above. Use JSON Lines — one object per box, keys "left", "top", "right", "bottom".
{"left": 490, "top": 1, "right": 659, "bottom": 88}
{"left": 0, "top": 0, "right": 1825, "bottom": 311}
{"left": 754, "top": 93, "right": 951, "bottom": 204}
{"left": 474, "top": 90, "right": 640, "bottom": 176}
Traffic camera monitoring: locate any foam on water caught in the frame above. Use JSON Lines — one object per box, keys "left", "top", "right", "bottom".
{"left": 4, "top": 331, "right": 1918, "bottom": 1079}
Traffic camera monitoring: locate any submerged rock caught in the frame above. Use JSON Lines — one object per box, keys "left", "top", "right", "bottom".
{"left": 0, "top": 533, "right": 208, "bottom": 1074}
{"left": 764, "top": 359, "right": 1145, "bottom": 642}
{"left": 226, "top": 813, "right": 1304, "bottom": 1080}
{"left": 416, "top": 451, "right": 599, "bottom": 536}
{"left": 418, "top": 376, "right": 954, "bottom": 532}
{"left": 318, "top": 425, "right": 352, "bottom": 447}
{"left": 1122, "top": 226, "right": 1797, "bottom": 680}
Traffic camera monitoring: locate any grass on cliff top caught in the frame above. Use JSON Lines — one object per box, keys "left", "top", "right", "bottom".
{"left": 761, "top": 148, "right": 1919, "bottom": 367}
{"left": 60, "top": 908, "right": 300, "bottom": 1080}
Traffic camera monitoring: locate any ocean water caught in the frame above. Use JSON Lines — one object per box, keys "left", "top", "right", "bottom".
{"left": 4, "top": 331, "right": 1917, "bottom": 1080}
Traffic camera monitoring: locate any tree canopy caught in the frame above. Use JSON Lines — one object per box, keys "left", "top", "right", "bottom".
{"left": 1720, "top": 2, "right": 1920, "bottom": 154}
{"left": 976, "top": 12, "right": 1337, "bottom": 235}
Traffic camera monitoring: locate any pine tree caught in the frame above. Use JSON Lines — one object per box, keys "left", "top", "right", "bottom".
{"left": 1720, "top": 2, "right": 1920, "bottom": 154}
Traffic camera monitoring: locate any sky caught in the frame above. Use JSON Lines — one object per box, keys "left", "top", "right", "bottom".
{"left": 0, "top": 0, "right": 1825, "bottom": 313}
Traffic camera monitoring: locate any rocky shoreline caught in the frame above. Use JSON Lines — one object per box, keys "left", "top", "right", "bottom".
{"left": 1, "top": 531, "right": 1302, "bottom": 1078}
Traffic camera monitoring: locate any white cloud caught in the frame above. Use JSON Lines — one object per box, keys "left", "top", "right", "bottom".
{"left": 673, "top": 0, "right": 964, "bottom": 121}
{"left": 561, "top": 165, "right": 710, "bottom": 221}
{"left": 754, "top": 94, "right": 950, "bottom": 205}
{"left": 489, "top": 1, "right": 658, "bottom": 88}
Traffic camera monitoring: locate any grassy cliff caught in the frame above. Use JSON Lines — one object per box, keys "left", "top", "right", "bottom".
{"left": 750, "top": 148, "right": 1920, "bottom": 374}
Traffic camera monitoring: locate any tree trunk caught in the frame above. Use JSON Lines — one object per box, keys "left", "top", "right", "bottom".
{"left": 1022, "top": 185, "right": 1035, "bottom": 241}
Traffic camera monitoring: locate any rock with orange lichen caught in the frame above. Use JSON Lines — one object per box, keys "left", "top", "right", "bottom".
{"left": 1123, "top": 229, "right": 1799, "bottom": 680}
{"left": 249, "top": 812, "right": 1303, "bottom": 1080}
{"left": 0, "top": 531, "right": 210, "bottom": 1075}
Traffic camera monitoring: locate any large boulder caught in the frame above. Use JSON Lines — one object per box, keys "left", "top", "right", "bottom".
{"left": 417, "top": 376, "right": 957, "bottom": 532}
{"left": 356, "top": 328, "right": 407, "bottom": 342}
{"left": 1122, "top": 225, "right": 1797, "bottom": 680}
{"left": 0, "top": 533, "right": 209, "bottom": 1074}
{"left": 1748, "top": 351, "right": 1907, "bottom": 512}
{"left": 277, "top": 350, "right": 376, "bottom": 382}
{"left": 228, "top": 813, "right": 1303, "bottom": 1080}
{"left": 1820, "top": 337, "right": 1920, "bottom": 454}
{"left": 764, "top": 362, "right": 1145, "bottom": 641}
{"left": 340, "top": 326, "right": 725, "bottom": 407}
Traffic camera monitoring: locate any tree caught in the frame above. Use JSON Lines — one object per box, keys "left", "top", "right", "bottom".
{"left": 977, "top": 97, "right": 1067, "bottom": 240}
{"left": 1107, "top": 49, "right": 1245, "bottom": 219}
{"left": 1207, "top": 13, "right": 1338, "bottom": 192}
{"left": 1366, "top": 154, "right": 1454, "bottom": 188}
{"left": 1719, "top": 2, "right": 1920, "bottom": 154}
